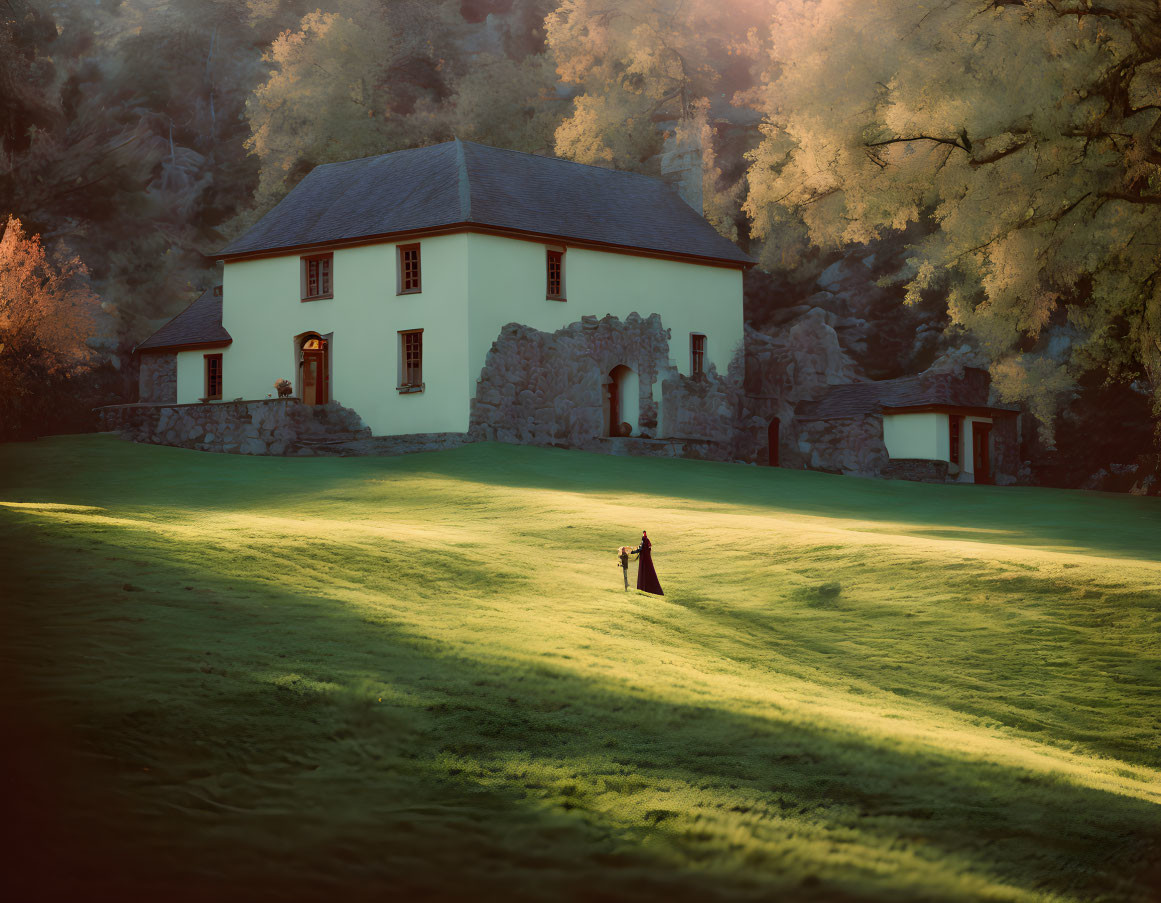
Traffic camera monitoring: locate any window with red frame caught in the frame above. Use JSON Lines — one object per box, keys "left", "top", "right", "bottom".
{"left": 690, "top": 333, "right": 706, "bottom": 376}
{"left": 204, "top": 353, "right": 223, "bottom": 399}
{"left": 546, "top": 249, "right": 564, "bottom": 299}
{"left": 399, "top": 329, "right": 423, "bottom": 391}
{"left": 398, "top": 244, "right": 421, "bottom": 294}
{"left": 302, "top": 254, "right": 332, "bottom": 300}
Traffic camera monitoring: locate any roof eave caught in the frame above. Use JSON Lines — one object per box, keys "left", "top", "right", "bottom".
{"left": 135, "top": 338, "right": 233, "bottom": 355}
{"left": 880, "top": 403, "right": 1019, "bottom": 417}
{"left": 216, "top": 222, "right": 754, "bottom": 269}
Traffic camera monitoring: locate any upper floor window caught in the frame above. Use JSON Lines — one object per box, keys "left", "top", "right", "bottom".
{"left": 398, "top": 329, "right": 423, "bottom": 392}
{"left": 302, "top": 253, "right": 333, "bottom": 300}
{"left": 204, "top": 353, "right": 223, "bottom": 400}
{"left": 690, "top": 333, "right": 706, "bottom": 376}
{"left": 398, "top": 243, "right": 421, "bottom": 294}
{"left": 546, "top": 248, "right": 564, "bottom": 300}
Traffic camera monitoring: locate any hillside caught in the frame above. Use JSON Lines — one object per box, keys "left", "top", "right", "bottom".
{"left": 2, "top": 437, "right": 1160, "bottom": 901}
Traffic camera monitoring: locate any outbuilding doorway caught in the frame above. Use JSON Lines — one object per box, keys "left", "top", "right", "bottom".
{"left": 767, "top": 418, "right": 780, "bottom": 466}
{"left": 972, "top": 422, "right": 992, "bottom": 484}
{"left": 299, "top": 333, "right": 329, "bottom": 405}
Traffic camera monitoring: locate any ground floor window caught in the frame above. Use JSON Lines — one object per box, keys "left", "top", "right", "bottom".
{"left": 204, "top": 353, "right": 223, "bottom": 400}
{"left": 949, "top": 414, "right": 963, "bottom": 465}
{"left": 399, "top": 329, "right": 423, "bottom": 392}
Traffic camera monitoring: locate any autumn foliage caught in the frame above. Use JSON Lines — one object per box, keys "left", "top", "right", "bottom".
{"left": 0, "top": 216, "right": 100, "bottom": 440}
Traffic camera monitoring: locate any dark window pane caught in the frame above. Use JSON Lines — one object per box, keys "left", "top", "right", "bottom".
{"left": 691, "top": 334, "right": 706, "bottom": 375}
{"left": 547, "top": 250, "right": 563, "bottom": 297}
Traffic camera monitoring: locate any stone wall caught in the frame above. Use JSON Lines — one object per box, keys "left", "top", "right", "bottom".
{"left": 992, "top": 415, "right": 1020, "bottom": 484}
{"left": 883, "top": 458, "right": 951, "bottom": 483}
{"left": 138, "top": 352, "right": 177, "bottom": 403}
{"left": 98, "top": 398, "right": 374, "bottom": 456}
{"left": 796, "top": 415, "right": 891, "bottom": 476}
{"left": 659, "top": 360, "right": 738, "bottom": 461}
{"left": 734, "top": 310, "right": 862, "bottom": 467}
{"left": 470, "top": 314, "right": 670, "bottom": 450}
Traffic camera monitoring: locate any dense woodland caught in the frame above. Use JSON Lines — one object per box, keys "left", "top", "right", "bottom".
{"left": 1, "top": 0, "right": 1160, "bottom": 487}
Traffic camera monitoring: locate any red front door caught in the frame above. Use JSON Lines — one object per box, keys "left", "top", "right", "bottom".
{"left": 301, "top": 338, "right": 328, "bottom": 405}
{"left": 768, "top": 418, "right": 780, "bottom": 466}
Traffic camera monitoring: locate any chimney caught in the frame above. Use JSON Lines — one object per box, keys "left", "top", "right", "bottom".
{"left": 660, "top": 125, "right": 703, "bottom": 214}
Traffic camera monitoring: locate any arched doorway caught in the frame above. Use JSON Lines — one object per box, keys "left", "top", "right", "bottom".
{"left": 768, "top": 417, "right": 780, "bottom": 466}
{"left": 298, "top": 333, "right": 329, "bottom": 405}
{"left": 605, "top": 365, "right": 638, "bottom": 437}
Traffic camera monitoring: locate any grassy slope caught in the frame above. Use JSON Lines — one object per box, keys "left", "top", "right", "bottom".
{"left": 1, "top": 435, "right": 1160, "bottom": 902}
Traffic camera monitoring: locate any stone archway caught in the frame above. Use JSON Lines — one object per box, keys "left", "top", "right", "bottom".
{"left": 605, "top": 365, "right": 639, "bottom": 437}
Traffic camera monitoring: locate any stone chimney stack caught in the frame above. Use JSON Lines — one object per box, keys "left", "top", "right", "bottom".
{"left": 660, "top": 125, "right": 703, "bottom": 215}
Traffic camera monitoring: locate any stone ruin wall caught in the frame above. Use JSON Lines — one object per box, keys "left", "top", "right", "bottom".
{"left": 469, "top": 313, "right": 744, "bottom": 461}
{"left": 734, "top": 309, "right": 864, "bottom": 468}
{"left": 659, "top": 359, "right": 738, "bottom": 461}
{"left": 470, "top": 313, "right": 666, "bottom": 450}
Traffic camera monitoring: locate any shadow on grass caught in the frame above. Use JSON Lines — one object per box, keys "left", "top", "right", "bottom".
{"left": 3, "top": 515, "right": 1159, "bottom": 903}
{"left": 5, "top": 436, "right": 1160, "bottom": 564}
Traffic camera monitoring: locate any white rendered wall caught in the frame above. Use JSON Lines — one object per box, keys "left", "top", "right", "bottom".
{"left": 465, "top": 233, "right": 744, "bottom": 428}
{"left": 176, "top": 350, "right": 209, "bottom": 403}
{"left": 617, "top": 367, "right": 640, "bottom": 433}
{"left": 213, "top": 235, "right": 470, "bottom": 436}
{"left": 208, "top": 232, "right": 744, "bottom": 437}
{"left": 882, "top": 413, "right": 949, "bottom": 460}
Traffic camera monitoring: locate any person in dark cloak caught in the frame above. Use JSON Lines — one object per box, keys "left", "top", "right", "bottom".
{"left": 630, "top": 530, "right": 664, "bottom": 595}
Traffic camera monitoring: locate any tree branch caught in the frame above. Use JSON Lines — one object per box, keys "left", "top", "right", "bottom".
{"left": 1099, "top": 191, "right": 1161, "bottom": 206}
{"left": 865, "top": 134, "right": 969, "bottom": 152}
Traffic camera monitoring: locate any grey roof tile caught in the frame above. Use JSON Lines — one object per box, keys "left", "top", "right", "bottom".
{"left": 136, "top": 287, "right": 231, "bottom": 352}
{"left": 796, "top": 368, "right": 1017, "bottom": 420}
{"left": 219, "top": 140, "right": 752, "bottom": 265}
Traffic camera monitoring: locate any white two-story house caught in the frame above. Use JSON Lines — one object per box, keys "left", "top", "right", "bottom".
{"left": 136, "top": 140, "right": 752, "bottom": 440}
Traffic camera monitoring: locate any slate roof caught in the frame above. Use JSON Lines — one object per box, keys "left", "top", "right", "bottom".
{"left": 136, "top": 287, "right": 231, "bottom": 353}
{"left": 796, "top": 368, "right": 1017, "bottom": 421}
{"left": 219, "top": 140, "right": 753, "bottom": 266}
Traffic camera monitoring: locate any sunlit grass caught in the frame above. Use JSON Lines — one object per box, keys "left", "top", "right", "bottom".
{"left": 2, "top": 435, "right": 1159, "bottom": 901}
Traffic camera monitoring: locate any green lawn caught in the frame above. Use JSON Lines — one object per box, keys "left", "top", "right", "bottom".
{"left": 2, "top": 435, "right": 1160, "bottom": 902}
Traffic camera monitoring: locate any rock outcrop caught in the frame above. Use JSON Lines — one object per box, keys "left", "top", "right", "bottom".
{"left": 734, "top": 309, "right": 862, "bottom": 466}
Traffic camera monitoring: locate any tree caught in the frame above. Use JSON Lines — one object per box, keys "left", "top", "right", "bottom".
{"left": 0, "top": 217, "right": 100, "bottom": 440}
{"left": 244, "top": 0, "right": 463, "bottom": 210}
{"left": 444, "top": 53, "right": 567, "bottom": 155}
{"left": 745, "top": 0, "right": 1161, "bottom": 438}
{"left": 546, "top": 0, "right": 771, "bottom": 240}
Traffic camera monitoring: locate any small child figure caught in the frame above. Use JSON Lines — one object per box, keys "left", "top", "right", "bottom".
{"left": 616, "top": 546, "right": 631, "bottom": 590}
